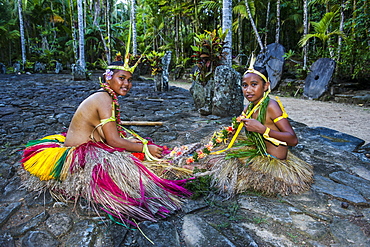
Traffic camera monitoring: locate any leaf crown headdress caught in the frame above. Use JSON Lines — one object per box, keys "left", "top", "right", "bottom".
{"left": 106, "top": 24, "right": 141, "bottom": 74}
{"left": 243, "top": 54, "right": 268, "bottom": 83}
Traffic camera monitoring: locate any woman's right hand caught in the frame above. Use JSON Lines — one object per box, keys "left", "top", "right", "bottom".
{"left": 148, "top": 145, "right": 163, "bottom": 158}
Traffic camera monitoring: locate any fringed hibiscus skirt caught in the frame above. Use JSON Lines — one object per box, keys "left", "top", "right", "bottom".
{"left": 21, "top": 134, "right": 191, "bottom": 226}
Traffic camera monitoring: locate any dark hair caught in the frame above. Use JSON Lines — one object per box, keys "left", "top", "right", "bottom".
{"left": 109, "top": 61, "right": 125, "bottom": 74}
{"left": 243, "top": 66, "right": 269, "bottom": 83}
{"left": 110, "top": 61, "right": 124, "bottom": 66}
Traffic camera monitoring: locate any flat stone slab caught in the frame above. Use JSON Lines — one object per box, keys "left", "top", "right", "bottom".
{"left": 45, "top": 213, "right": 73, "bottom": 237}
{"left": 182, "top": 214, "right": 236, "bottom": 247}
{"left": 7, "top": 211, "right": 49, "bottom": 237}
{"left": 136, "top": 221, "right": 181, "bottom": 247}
{"left": 65, "top": 220, "right": 96, "bottom": 247}
{"left": 291, "top": 214, "right": 328, "bottom": 240}
{"left": 329, "top": 171, "right": 370, "bottom": 200}
{"left": 312, "top": 175, "right": 368, "bottom": 205}
{"left": 305, "top": 127, "right": 365, "bottom": 152}
{"left": 0, "top": 202, "right": 22, "bottom": 227}
{"left": 330, "top": 216, "right": 370, "bottom": 246}
{"left": 238, "top": 196, "right": 300, "bottom": 224}
{"left": 21, "top": 230, "right": 60, "bottom": 247}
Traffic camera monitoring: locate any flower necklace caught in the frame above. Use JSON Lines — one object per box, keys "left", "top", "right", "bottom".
{"left": 168, "top": 119, "right": 238, "bottom": 165}
{"left": 100, "top": 78, "right": 126, "bottom": 137}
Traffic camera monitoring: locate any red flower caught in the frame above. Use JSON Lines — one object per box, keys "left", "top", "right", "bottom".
{"left": 225, "top": 126, "right": 234, "bottom": 133}
{"left": 186, "top": 157, "right": 195, "bottom": 164}
{"left": 132, "top": 152, "right": 145, "bottom": 161}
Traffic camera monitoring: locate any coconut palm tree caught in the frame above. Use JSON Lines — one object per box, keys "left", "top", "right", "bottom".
{"left": 298, "top": 11, "right": 345, "bottom": 58}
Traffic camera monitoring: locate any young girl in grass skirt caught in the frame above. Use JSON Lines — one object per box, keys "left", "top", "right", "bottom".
{"left": 175, "top": 57, "right": 313, "bottom": 198}
{"left": 21, "top": 53, "right": 192, "bottom": 227}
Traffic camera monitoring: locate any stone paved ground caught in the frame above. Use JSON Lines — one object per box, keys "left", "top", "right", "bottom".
{"left": 0, "top": 73, "right": 369, "bottom": 247}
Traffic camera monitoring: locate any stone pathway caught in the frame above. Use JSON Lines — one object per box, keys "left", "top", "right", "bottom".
{"left": 0, "top": 73, "right": 369, "bottom": 246}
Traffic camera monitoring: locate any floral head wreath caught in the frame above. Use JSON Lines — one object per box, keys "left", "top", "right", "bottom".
{"left": 105, "top": 24, "right": 142, "bottom": 75}
{"left": 243, "top": 54, "right": 269, "bottom": 83}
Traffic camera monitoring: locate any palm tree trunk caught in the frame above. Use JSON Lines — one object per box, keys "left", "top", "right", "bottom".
{"left": 222, "top": 0, "right": 232, "bottom": 66}
{"left": 175, "top": 15, "right": 179, "bottom": 64}
{"left": 106, "top": 0, "right": 111, "bottom": 62}
{"left": 69, "top": 0, "right": 78, "bottom": 63}
{"left": 303, "top": 0, "right": 308, "bottom": 70}
{"left": 275, "top": 0, "right": 281, "bottom": 43}
{"left": 131, "top": 0, "right": 137, "bottom": 56}
{"left": 350, "top": 0, "right": 357, "bottom": 74}
{"left": 94, "top": 1, "right": 109, "bottom": 63}
{"left": 238, "top": 14, "right": 243, "bottom": 54}
{"left": 77, "top": 0, "right": 86, "bottom": 73}
{"left": 18, "top": 0, "right": 26, "bottom": 67}
{"left": 245, "top": 0, "right": 264, "bottom": 51}
{"left": 337, "top": 0, "right": 345, "bottom": 62}
{"left": 193, "top": 0, "right": 200, "bottom": 34}
{"left": 264, "top": 0, "right": 271, "bottom": 47}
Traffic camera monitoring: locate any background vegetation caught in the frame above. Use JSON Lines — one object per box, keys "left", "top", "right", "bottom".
{"left": 0, "top": 0, "right": 369, "bottom": 82}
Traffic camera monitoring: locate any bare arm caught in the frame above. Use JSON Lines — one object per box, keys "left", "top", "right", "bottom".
{"left": 97, "top": 96, "right": 163, "bottom": 157}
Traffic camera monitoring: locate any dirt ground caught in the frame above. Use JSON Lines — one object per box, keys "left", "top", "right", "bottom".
{"left": 170, "top": 81, "right": 370, "bottom": 144}
{"left": 273, "top": 95, "right": 370, "bottom": 144}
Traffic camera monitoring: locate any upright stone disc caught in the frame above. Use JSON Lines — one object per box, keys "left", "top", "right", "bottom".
{"left": 304, "top": 58, "right": 336, "bottom": 99}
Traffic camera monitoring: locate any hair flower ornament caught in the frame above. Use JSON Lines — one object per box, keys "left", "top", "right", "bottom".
{"left": 103, "top": 69, "right": 114, "bottom": 80}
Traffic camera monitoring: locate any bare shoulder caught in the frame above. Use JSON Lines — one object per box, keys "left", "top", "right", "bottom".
{"left": 267, "top": 98, "right": 283, "bottom": 119}
{"left": 86, "top": 91, "right": 111, "bottom": 103}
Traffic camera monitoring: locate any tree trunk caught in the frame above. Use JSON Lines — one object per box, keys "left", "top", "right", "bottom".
{"left": 264, "top": 0, "right": 271, "bottom": 47}
{"left": 18, "top": 0, "right": 26, "bottom": 67}
{"left": 238, "top": 14, "right": 243, "bottom": 54}
{"left": 245, "top": 0, "right": 264, "bottom": 51}
{"left": 175, "top": 15, "right": 179, "bottom": 64}
{"left": 106, "top": 0, "right": 111, "bottom": 62}
{"left": 193, "top": 0, "right": 200, "bottom": 34}
{"left": 303, "top": 0, "right": 308, "bottom": 70}
{"left": 70, "top": 0, "right": 78, "bottom": 63}
{"left": 75, "top": 0, "right": 86, "bottom": 80}
{"left": 222, "top": 0, "right": 232, "bottom": 67}
{"left": 337, "top": 0, "right": 345, "bottom": 63}
{"left": 350, "top": 0, "right": 357, "bottom": 75}
{"left": 131, "top": 0, "right": 137, "bottom": 56}
{"left": 275, "top": 0, "right": 281, "bottom": 43}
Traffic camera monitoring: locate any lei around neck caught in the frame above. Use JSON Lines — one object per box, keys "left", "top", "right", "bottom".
{"left": 100, "top": 79, "right": 126, "bottom": 137}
